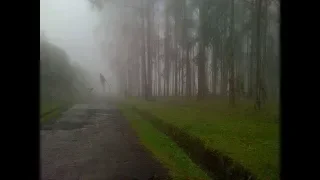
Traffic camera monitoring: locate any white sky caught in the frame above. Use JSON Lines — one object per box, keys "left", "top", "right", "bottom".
{"left": 40, "top": 0, "right": 111, "bottom": 79}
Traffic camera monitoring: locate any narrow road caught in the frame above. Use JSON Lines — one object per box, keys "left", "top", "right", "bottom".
{"left": 41, "top": 101, "right": 168, "bottom": 180}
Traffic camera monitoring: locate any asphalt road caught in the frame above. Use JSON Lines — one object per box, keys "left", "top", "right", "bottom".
{"left": 40, "top": 101, "right": 168, "bottom": 180}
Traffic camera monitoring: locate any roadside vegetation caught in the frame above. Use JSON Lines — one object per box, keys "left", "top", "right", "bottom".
{"left": 119, "top": 104, "right": 211, "bottom": 180}
{"left": 40, "top": 33, "right": 91, "bottom": 123}
{"left": 120, "top": 98, "right": 279, "bottom": 180}
{"left": 90, "top": 0, "right": 280, "bottom": 179}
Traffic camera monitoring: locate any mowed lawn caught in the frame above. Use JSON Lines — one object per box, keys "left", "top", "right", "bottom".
{"left": 123, "top": 97, "right": 280, "bottom": 180}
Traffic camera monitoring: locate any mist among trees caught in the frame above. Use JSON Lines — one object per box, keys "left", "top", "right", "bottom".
{"left": 40, "top": 0, "right": 280, "bottom": 179}
{"left": 89, "top": 0, "right": 279, "bottom": 109}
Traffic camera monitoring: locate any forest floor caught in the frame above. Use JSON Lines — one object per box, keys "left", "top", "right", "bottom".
{"left": 119, "top": 97, "right": 280, "bottom": 180}
{"left": 40, "top": 99, "right": 168, "bottom": 180}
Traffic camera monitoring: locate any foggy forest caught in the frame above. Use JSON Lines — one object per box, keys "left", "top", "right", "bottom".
{"left": 40, "top": 0, "right": 280, "bottom": 179}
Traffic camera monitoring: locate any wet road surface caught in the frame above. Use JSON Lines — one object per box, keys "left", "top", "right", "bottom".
{"left": 41, "top": 102, "right": 168, "bottom": 180}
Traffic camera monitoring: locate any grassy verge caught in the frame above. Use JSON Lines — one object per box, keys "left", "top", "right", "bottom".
{"left": 123, "top": 97, "right": 280, "bottom": 180}
{"left": 40, "top": 102, "right": 72, "bottom": 123}
{"left": 119, "top": 104, "right": 211, "bottom": 180}
{"left": 41, "top": 103, "right": 61, "bottom": 116}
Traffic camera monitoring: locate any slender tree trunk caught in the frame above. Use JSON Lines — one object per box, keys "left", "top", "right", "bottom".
{"left": 170, "top": 61, "right": 172, "bottom": 96}
{"left": 220, "top": 51, "right": 223, "bottom": 95}
{"left": 157, "top": 24, "right": 161, "bottom": 97}
{"left": 194, "top": 65, "right": 197, "bottom": 96}
{"left": 229, "top": 0, "right": 235, "bottom": 105}
{"left": 221, "top": 18, "right": 228, "bottom": 96}
{"left": 181, "top": 51, "right": 184, "bottom": 96}
{"left": 249, "top": 31, "right": 254, "bottom": 98}
{"left": 261, "top": 1, "right": 268, "bottom": 104}
{"left": 163, "top": 71, "right": 166, "bottom": 96}
{"left": 146, "top": 0, "right": 153, "bottom": 99}
{"left": 154, "top": 57, "right": 156, "bottom": 96}
{"left": 174, "top": 23, "right": 178, "bottom": 96}
{"left": 255, "top": 0, "right": 262, "bottom": 110}
{"left": 175, "top": 52, "right": 178, "bottom": 96}
{"left": 221, "top": 47, "right": 227, "bottom": 96}
{"left": 186, "top": 43, "right": 191, "bottom": 97}
{"left": 249, "top": 4, "right": 257, "bottom": 99}
{"left": 171, "top": 61, "right": 174, "bottom": 96}
{"left": 140, "top": 0, "right": 147, "bottom": 99}
{"left": 168, "top": 62, "right": 171, "bottom": 96}
{"left": 191, "top": 46, "right": 194, "bottom": 96}
{"left": 211, "top": 45, "right": 217, "bottom": 95}
{"left": 194, "top": 48, "right": 197, "bottom": 96}
{"left": 178, "top": 56, "right": 181, "bottom": 95}
{"left": 197, "top": 2, "right": 206, "bottom": 100}
{"left": 164, "top": 2, "right": 169, "bottom": 97}
{"left": 168, "top": 61, "right": 171, "bottom": 96}
{"left": 246, "top": 34, "right": 249, "bottom": 97}
{"left": 173, "top": 61, "right": 175, "bottom": 96}
{"left": 137, "top": 58, "right": 141, "bottom": 96}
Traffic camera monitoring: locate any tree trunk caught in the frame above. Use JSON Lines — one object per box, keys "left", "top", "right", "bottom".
{"left": 137, "top": 58, "right": 141, "bottom": 96}
{"left": 174, "top": 17, "right": 178, "bottom": 96}
{"left": 164, "top": 3, "right": 169, "bottom": 97}
{"left": 255, "top": 0, "right": 262, "bottom": 110}
{"left": 178, "top": 56, "right": 181, "bottom": 95}
{"left": 163, "top": 73, "right": 166, "bottom": 96}
{"left": 220, "top": 41, "right": 224, "bottom": 96}
{"left": 175, "top": 51, "right": 178, "bottom": 96}
{"left": 186, "top": 43, "right": 191, "bottom": 97}
{"left": 193, "top": 46, "right": 197, "bottom": 96}
{"left": 221, "top": 50, "right": 228, "bottom": 96}
{"left": 221, "top": 18, "right": 228, "bottom": 96}
{"left": 171, "top": 61, "right": 174, "bottom": 96}
{"left": 197, "top": 2, "right": 206, "bottom": 100}
{"left": 127, "top": 59, "right": 132, "bottom": 97}
{"left": 191, "top": 46, "right": 195, "bottom": 96}
{"left": 154, "top": 56, "right": 157, "bottom": 96}
{"left": 146, "top": 0, "right": 153, "bottom": 99}
{"left": 140, "top": 0, "right": 147, "bottom": 99}
{"left": 248, "top": 4, "right": 257, "bottom": 99}
{"left": 261, "top": 1, "right": 268, "bottom": 105}
{"left": 211, "top": 45, "right": 217, "bottom": 95}
{"left": 181, "top": 51, "right": 184, "bottom": 96}
{"left": 246, "top": 34, "right": 250, "bottom": 97}
{"left": 194, "top": 65, "right": 197, "bottom": 96}
{"left": 229, "top": 0, "right": 235, "bottom": 106}
{"left": 157, "top": 24, "right": 161, "bottom": 97}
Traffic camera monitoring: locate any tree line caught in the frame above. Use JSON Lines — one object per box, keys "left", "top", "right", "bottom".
{"left": 90, "top": 0, "right": 279, "bottom": 109}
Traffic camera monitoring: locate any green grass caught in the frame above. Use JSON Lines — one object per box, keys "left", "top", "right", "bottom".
{"left": 40, "top": 102, "right": 71, "bottom": 123}
{"left": 40, "top": 108, "right": 63, "bottom": 123}
{"left": 122, "top": 97, "right": 280, "bottom": 180}
{"left": 119, "top": 104, "right": 211, "bottom": 180}
{"left": 41, "top": 102, "right": 63, "bottom": 116}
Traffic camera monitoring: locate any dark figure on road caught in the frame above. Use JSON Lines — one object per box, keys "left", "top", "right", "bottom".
{"left": 100, "top": 73, "right": 107, "bottom": 93}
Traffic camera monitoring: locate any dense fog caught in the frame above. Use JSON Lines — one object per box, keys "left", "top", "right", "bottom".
{"left": 40, "top": 0, "right": 279, "bottom": 107}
